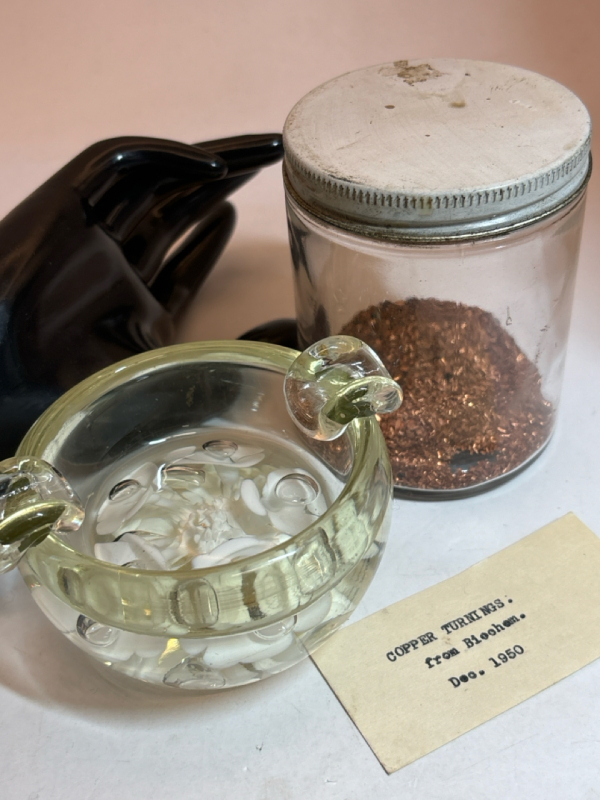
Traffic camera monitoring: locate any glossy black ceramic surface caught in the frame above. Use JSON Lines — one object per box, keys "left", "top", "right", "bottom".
{"left": 0, "top": 134, "right": 283, "bottom": 457}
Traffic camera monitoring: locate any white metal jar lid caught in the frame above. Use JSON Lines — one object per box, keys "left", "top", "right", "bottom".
{"left": 283, "top": 59, "right": 592, "bottom": 241}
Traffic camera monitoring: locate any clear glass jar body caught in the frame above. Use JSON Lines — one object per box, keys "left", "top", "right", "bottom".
{"left": 286, "top": 190, "right": 588, "bottom": 497}
{"left": 16, "top": 341, "right": 392, "bottom": 690}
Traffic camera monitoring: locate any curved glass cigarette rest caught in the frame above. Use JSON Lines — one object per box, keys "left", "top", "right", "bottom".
{"left": 0, "top": 337, "right": 401, "bottom": 690}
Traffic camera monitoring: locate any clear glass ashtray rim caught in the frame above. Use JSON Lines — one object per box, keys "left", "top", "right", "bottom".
{"left": 17, "top": 339, "right": 383, "bottom": 581}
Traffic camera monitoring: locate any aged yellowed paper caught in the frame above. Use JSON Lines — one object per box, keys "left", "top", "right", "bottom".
{"left": 311, "top": 513, "right": 600, "bottom": 773}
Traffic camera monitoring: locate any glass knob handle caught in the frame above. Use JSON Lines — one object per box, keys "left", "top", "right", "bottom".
{"left": 0, "top": 457, "right": 84, "bottom": 574}
{"left": 284, "top": 335, "right": 403, "bottom": 441}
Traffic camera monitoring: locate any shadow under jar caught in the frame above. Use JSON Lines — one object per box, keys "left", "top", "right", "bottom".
{"left": 283, "top": 58, "right": 592, "bottom": 497}
{"left": 15, "top": 341, "right": 392, "bottom": 690}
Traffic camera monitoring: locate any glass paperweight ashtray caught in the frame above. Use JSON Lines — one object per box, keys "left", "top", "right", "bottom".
{"left": 0, "top": 338, "right": 401, "bottom": 690}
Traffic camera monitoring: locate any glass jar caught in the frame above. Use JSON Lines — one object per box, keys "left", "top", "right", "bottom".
{"left": 2, "top": 340, "right": 394, "bottom": 690}
{"left": 283, "top": 59, "right": 591, "bottom": 498}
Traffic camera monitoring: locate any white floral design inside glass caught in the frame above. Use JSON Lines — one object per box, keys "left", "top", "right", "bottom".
{"left": 10, "top": 340, "right": 394, "bottom": 690}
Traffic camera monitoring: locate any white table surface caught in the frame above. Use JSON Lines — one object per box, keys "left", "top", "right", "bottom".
{"left": 1, "top": 2, "right": 600, "bottom": 797}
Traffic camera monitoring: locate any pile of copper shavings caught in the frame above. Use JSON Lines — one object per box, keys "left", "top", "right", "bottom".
{"left": 341, "top": 298, "right": 553, "bottom": 490}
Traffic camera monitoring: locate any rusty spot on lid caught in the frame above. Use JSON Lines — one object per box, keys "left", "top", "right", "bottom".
{"left": 390, "top": 60, "right": 443, "bottom": 86}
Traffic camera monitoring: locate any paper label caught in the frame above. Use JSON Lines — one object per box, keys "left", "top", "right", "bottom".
{"left": 311, "top": 513, "right": 600, "bottom": 773}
